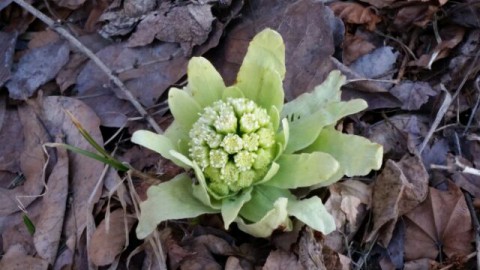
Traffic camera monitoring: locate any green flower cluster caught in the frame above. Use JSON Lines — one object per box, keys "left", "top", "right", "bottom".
{"left": 132, "top": 28, "right": 383, "bottom": 239}
{"left": 188, "top": 98, "right": 275, "bottom": 196}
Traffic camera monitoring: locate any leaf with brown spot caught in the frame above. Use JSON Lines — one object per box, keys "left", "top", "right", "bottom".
{"left": 367, "top": 154, "right": 429, "bottom": 246}
{"left": 88, "top": 209, "right": 135, "bottom": 266}
{"left": 329, "top": 2, "right": 381, "bottom": 31}
{"left": 404, "top": 182, "right": 474, "bottom": 261}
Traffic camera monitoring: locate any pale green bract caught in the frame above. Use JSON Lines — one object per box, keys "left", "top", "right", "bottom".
{"left": 132, "top": 29, "right": 383, "bottom": 239}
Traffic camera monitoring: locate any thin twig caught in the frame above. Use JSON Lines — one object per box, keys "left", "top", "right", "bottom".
{"left": 464, "top": 192, "right": 480, "bottom": 270}
{"left": 12, "top": 0, "right": 163, "bottom": 134}
{"left": 463, "top": 76, "right": 480, "bottom": 135}
{"left": 419, "top": 85, "right": 452, "bottom": 153}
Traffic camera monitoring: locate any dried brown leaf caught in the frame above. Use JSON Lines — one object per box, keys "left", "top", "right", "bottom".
{"left": 0, "top": 244, "right": 49, "bottom": 270}
{"left": 0, "top": 104, "right": 49, "bottom": 215}
{"left": 413, "top": 26, "right": 466, "bottom": 69}
{"left": 389, "top": 81, "right": 437, "bottom": 110}
{"left": 404, "top": 183, "right": 474, "bottom": 260}
{"left": 368, "top": 115, "right": 430, "bottom": 159}
{"left": 6, "top": 41, "right": 69, "bottom": 100}
{"left": 342, "top": 34, "right": 376, "bottom": 65}
{"left": 38, "top": 96, "right": 113, "bottom": 247}
{"left": 212, "top": 0, "right": 341, "bottom": 100}
{"left": 33, "top": 144, "right": 69, "bottom": 265}
{"left": 367, "top": 154, "right": 429, "bottom": 246}
{"left": 263, "top": 250, "right": 304, "bottom": 270}
{"left": 326, "top": 180, "right": 371, "bottom": 233}
{"left": 329, "top": 2, "right": 381, "bottom": 31}
{"left": 88, "top": 209, "right": 135, "bottom": 266}
{"left": 394, "top": 4, "right": 439, "bottom": 29}
{"left": 127, "top": 3, "right": 215, "bottom": 55}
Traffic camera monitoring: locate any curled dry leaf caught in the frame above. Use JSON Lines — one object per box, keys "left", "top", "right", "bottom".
{"left": 326, "top": 181, "right": 371, "bottom": 235}
{"left": 367, "top": 154, "right": 429, "bottom": 246}
{"left": 33, "top": 144, "right": 69, "bottom": 265}
{"left": 6, "top": 41, "right": 69, "bottom": 100}
{"left": 325, "top": 180, "right": 371, "bottom": 252}
{"left": 412, "top": 26, "right": 466, "bottom": 69}
{"left": 127, "top": 3, "right": 215, "bottom": 55}
{"left": 404, "top": 182, "right": 474, "bottom": 261}
{"left": 329, "top": 2, "right": 381, "bottom": 31}
{"left": 88, "top": 209, "right": 136, "bottom": 266}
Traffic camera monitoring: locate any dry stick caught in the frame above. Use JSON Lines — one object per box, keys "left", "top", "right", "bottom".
{"left": 12, "top": 0, "right": 163, "bottom": 134}
{"left": 465, "top": 192, "right": 480, "bottom": 270}
{"left": 419, "top": 85, "right": 452, "bottom": 153}
{"left": 463, "top": 76, "right": 480, "bottom": 135}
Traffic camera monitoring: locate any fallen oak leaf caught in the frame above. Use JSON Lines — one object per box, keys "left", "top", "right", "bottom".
{"left": 404, "top": 182, "right": 474, "bottom": 261}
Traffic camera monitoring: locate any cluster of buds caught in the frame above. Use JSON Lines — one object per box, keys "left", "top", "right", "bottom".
{"left": 188, "top": 98, "right": 275, "bottom": 196}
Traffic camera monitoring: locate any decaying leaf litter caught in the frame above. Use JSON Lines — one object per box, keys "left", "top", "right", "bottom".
{"left": 1, "top": 0, "right": 479, "bottom": 269}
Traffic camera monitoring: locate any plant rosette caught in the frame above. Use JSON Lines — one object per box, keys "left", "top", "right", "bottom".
{"left": 132, "top": 29, "right": 383, "bottom": 238}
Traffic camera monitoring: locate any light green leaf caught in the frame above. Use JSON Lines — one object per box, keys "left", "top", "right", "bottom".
{"left": 281, "top": 70, "right": 345, "bottom": 119}
{"left": 164, "top": 121, "right": 189, "bottom": 156}
{"left": 236, "top": 197, "right": 292, "bottom": 238}
{"left": 131, "top": 130, "right": 189, "bottom": 168}
{"left": 188, "top": 57, "right": 225, "bottom": 108}
{"left": 255, "top": 162, "right": 280, "bottom": 185}
{"left": 284, "top": 99, "right": 368, "bottom": 154}
{"left": 221, "top": 187, "right": 253, "bottom": 229}
{"left": 256, "top": 68, "right": 284, "bottom": 112}
{"left": 284, "top": 110, "right": 324, "bottom": 154}
{"left": 287, "top": 196, "right": 336, "bottom": 234}
{"left": 303, "top": 127, "right": 383, "bottom": 177}
{"left": 169, "top": 151, "right": 221, "bottom": 209}
{"left": 240, "top": 185, "right": 292, "bottom": 222}
{"left": 275, "top": 118, "right": 289, "bottom": 156}
{"left": 262, "top": 152, "right": 339, "bottom": 189}
{"left": 236, "top": 29, "right": 285, "bottom": 112}
{"left": 136, "top": 174, "right": 219, "bottom": 239}
{"left": 222, "top": 85, "right": 244, "bottom": 99}
{"left": 269, "top": 106, "right": 280, "bottom": 131}
{"left": 168, "top": 88, "right": 202, "bottom": 128}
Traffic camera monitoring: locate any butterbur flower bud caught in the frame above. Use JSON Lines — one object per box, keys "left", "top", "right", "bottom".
{"left": 132, "top": 28, "right": 383, "bottom": 239}
{"left": 188, "top": 98, "right": 276, "bottom": 195}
